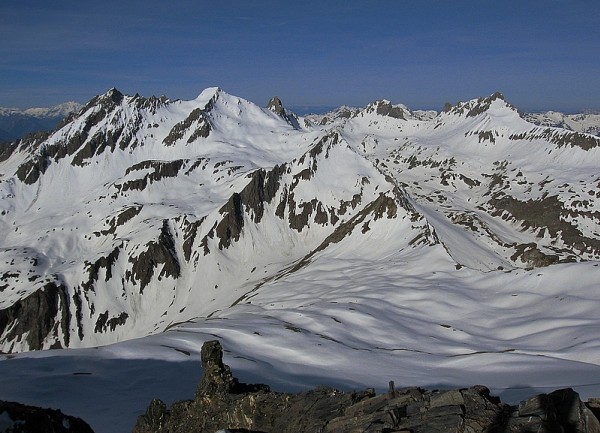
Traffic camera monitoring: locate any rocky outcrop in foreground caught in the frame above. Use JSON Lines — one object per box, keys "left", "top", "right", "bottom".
{"left": 0, "top": 400, "right": 94, "bottom": 433}
{"left": 133, "top": 340, "right": 600, "bottom": 433}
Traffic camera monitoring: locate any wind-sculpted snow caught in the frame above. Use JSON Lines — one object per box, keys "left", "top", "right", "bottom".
{"left": 1, "top": 86, "right": 600, "bottom": 431}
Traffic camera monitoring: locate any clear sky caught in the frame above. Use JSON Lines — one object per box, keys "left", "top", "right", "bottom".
{"left": 1, "top": 1, "right": 599, "bottom": 112}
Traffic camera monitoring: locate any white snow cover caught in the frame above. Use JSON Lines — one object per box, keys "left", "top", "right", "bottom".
{"left": 525, "top": 110, "right": 600, "bottom": 136}
{"left": 0, "top": 89, "right": 600, "bottom": 433}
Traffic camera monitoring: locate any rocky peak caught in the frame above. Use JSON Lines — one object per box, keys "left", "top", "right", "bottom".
{"left": 104, "top": 87, "right": 124, "bottom": 104}
{"left": 197, "top": 340, "right": 236, "bottom": 395}
{"left": 364, "top": 99, "right": 407, "bottom": 119}
{"left": 376, "top": 100, "right": 406, "bottom": 119}
{"left": 266, "top": 96, "right": 302, "bottom": 129}
{"left": 267, "top": 96, "right": 285, "bottom": 116}
{"left": 197, "top": 340, "right": 269, "bottom": 396}
{"left": 442, "top": 91, "right": 516, "bottom": 118}
{"left": 82, "top": 88, "right": 124, "bottom": 111}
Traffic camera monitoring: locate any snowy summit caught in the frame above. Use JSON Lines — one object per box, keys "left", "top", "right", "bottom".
{"left": 1, "top": 88, "right": 600, "bottom": 433}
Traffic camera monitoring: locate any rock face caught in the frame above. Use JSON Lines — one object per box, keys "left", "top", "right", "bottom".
{"left": 0, "top": 282, "right": 71, "bottom": 351}
{"left": 133, "top": 341, "right": 600, "bottom": 433}
{"left": 0, "top": 400, "right": 95, "bottom": 433}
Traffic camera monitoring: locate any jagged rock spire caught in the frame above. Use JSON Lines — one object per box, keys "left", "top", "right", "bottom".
{"left": 197, "top": 340, "right": 269, "bottom": 396}
{"left": 197, "top": 340, "right": 236, "bottom": 395}
{"left": 267, "top": 96, "right": 285, "bottom": 116}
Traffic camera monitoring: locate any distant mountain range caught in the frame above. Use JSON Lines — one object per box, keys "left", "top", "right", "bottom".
{"left": 524, "top": 110, "right": 600, "bottom": 137}
{"left": 1, "top": 87, "right": 600, "bottom": 354}
{"left": 2, "top": 99, "right": 599, "bottom": 144}
{"left": 0, "top": 101, "right": 82, "bottom": 142}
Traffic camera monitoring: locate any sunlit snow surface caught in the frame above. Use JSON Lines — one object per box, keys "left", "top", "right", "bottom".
{"left": 2, "top": 90, "right": 600, "bottom": 433}
{"left": 2, "top": 255, "right": 600, "bottom": 433}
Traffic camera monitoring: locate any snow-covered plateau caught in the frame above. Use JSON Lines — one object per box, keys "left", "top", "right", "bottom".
{"left": 1, "top": 88, "right": 600, "bottom": 433}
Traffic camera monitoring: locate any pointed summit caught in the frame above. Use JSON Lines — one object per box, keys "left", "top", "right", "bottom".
{"left": 266, "top": 96, "right": 301, "bottom": 129}
{"left": 442, "top": 91, "right": 517, "bottom": 118}
{"left": 267, "top": 96, "right": 285, "bottom": 116}
{"left": 103, "top": 87, "right": 124, "bottom": 104}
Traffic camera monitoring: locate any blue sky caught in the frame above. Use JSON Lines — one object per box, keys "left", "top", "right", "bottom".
{"left": 1, "top": 1, "right": 599, "bottom": 112}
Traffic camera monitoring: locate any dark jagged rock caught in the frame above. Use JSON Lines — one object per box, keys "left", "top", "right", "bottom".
{"left": 216, "top": 193, "right": 244, "bottom": 249}
{"left": 490, "top": 194, "right": 600, "bottom": 261}
{"left": 135, "top": 340, "right": 600, "bottom": 433}
{"left": 180, "top": 216, "right": 205, "bottom": 262}
{"left": 267, "top": 97, "right": 285, "bottom": 116}
{"left": 510, "top": 127, "right": 600, "bottom": 150}
{"left": 15, "top": 147, "right": 51, "bottom": 185}
{"left": 0, "top": 281, "right": 71, "bottom": 350}
{"left": 71, "top": 126, "right": 127, "bottom": 166}
{"left": 0, "top": 400, "right": 95, "bottom": 433}
{"left": 120, "top": 160, "right": 186, "bottom": 192}
{"left": 163, "top": 108, "right": 210, "bottom": 146}
{"left": 443, "top": 92, "right": 515, "bottom": 119}
{"left": 375, "top": 100, "right": 406, "bottom": 119}
{"left": 466, "top": 92, "right": 506, "bottom": 117}
{"left": 13, "top": 88, "right": 134, "bottom": 183}
{"left": 94, "top": 310, "right": 128, "bottom": 333}
{"left": 214, "top": 164, "right": 287, "bottom": 249}
{"left": 0, "top": 140, "right": 19, "bottom": 163}
{"left": 126, "top": 219, "right": 181, "bottom": 293}
{"left": 266, "top": 97, "right": 301, "bottom": 129}
{"left": 197, "top": 340, "right": 269, "bottom": 396}
{"left": 239, "top": 165, "right": 286, "bottom": 224}
{"left": 81, "top": 246, "right": 121, "bottom": 292}
{"left": 364, "top": 100, "right": 406, "bottom": 119}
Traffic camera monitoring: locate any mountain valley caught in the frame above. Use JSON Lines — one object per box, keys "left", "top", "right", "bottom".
{"left": 1, "top": 88, "right": 600, "bottom": 432}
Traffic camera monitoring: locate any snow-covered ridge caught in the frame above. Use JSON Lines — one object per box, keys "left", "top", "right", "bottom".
{"left": 1, "top": 86, "right": 600, "bottom": 353}
{"left": 524, "top": 110, "right": 600, "bottom": 137}
{"left": 2, "top": 87, "right": 600, "bottom": 433}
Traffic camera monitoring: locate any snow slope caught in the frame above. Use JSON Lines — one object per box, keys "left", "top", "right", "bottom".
{"left": 1, "top": 88, "right": 600, "bottom": 432}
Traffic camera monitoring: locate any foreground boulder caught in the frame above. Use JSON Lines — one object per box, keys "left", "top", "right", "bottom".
{"left": 133, "top": 340, "right": 600, "bottom": 433}
{"left": 0, "top": 400, "right": 95, "bottom": 433}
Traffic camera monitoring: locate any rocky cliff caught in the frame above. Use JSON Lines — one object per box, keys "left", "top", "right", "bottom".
{"left": 133, "top": 341, "right": 600, "bottom": 433}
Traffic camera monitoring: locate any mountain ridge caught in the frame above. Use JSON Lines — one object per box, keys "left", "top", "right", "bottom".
{"left": 1, "top": 86, "right": 600, "bottom": 355}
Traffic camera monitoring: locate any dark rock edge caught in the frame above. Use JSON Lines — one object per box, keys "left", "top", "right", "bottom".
{"left": 133, "top": 340, "right": 600, "bottom": 433}
{"left": 0, "top": 400, "right": 94, "bottom": 433}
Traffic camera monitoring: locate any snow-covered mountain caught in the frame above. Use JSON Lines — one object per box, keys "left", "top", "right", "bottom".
{"left": 524, "top": 110, "right": 600, "bottom": 137}
{"left": 0, "top": 101, "right": 82, "bottom": 142}
{"left": 2, "top": 87, "right": 600, "bottom": 432}
{"left": 1, "top": 88, "right": 600, "bottom": 354}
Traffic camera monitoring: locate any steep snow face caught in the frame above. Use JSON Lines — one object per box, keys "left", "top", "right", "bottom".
{"left": 0, "top": 88, "right": 599, "bottom": 357}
